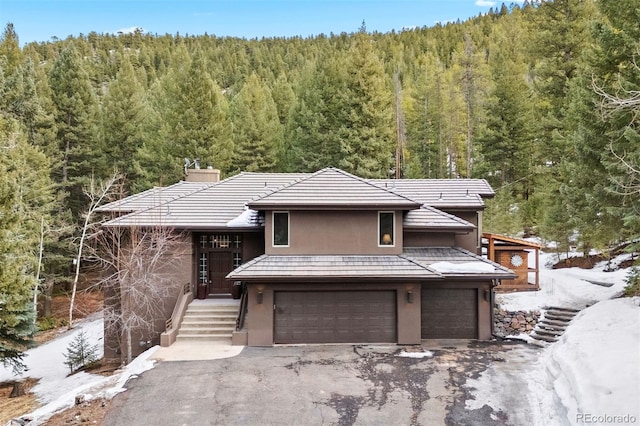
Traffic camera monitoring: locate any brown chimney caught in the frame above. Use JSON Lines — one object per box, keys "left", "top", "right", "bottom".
{"left": 185, "top": 166, "right": 220, "bottom": 183}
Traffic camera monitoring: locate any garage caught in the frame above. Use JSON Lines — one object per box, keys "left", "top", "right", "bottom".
{"left": 421, "top": 288, "right": 478, "bottom": 339}
{"left": 274, "top": 291, "right": 397, "bottom": 344}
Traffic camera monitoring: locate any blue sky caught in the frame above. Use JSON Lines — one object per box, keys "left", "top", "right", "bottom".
{"left": 1, "top": 0, "right": 517, "bottom": 45}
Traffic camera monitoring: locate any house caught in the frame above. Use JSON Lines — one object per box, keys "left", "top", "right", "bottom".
{"left": 98, "top": 167, "right": 515, "bottom": 359}
{"left": 483, "top": 232, "right": 541, "bottom": 292}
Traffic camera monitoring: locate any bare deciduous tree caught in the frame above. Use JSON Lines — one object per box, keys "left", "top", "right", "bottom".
{"left": 89, "top": 226, "right": 189, "bottom": 364}
{"left": 69, "top": 172, "right": 123, "bottom": 329}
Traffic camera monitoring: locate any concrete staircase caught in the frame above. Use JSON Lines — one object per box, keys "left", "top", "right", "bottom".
{"left": 530, "top": 306, "right": 581, "bottom": 346}
{"left": 176, "top": 300, "right": 240, "bottom": 344}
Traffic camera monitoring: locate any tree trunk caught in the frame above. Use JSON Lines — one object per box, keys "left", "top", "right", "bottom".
{"left": 38, "top": 278, "right": 54, "bottom": 318}
{"left": 10, "top": 382, "right": 25, "bottom": 398}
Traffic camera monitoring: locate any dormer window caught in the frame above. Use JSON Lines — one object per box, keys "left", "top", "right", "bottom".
{"left": 273, "top": 211, "right": 289, "bottom": 247}
{"left": 379, "top": 212, "right": 394, "bottom": 246}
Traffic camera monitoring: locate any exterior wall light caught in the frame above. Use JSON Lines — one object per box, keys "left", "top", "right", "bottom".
{"left": 257, "top": 290, "right": 264, "bottom": 304}
{"left": 406, "top": 290, "right": 413, "bottom": 303}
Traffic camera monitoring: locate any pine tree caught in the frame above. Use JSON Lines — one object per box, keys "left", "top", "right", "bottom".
{"left": 0, "top": 117, "right": 54, "bottom": 374}
{"left": 64, "top": 330, "right": 98, "bottom": 373}
{"left": 99, "top": 56, "right": 151, "bottom": 191}
{"left": 560, "top": 0, "right": 640, "bottom": 252}
{"left": 48, "top": 42, "right": 100, "bottom": 220}
{"left": 404, "top": 53, "right": 445, "bottom": 178}
{"left": 338, "top": 33, "right": 394, "bottom": 178}
{"left": 0, "top": 23, "right": 24, "bottom": 76}
{"left": 143, "top": 47, "right": 233, "bottom": 184}
{"left": 230, "top": 73, "right": 283, "bottom": 172}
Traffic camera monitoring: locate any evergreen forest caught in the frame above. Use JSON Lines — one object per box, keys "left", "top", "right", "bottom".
{"left": 0, "top": 1, "right": 639, "bottom": 368}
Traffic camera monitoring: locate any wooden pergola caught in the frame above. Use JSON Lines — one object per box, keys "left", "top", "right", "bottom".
{"left": 483, "top": 233, "right": 542, "bottom": 292}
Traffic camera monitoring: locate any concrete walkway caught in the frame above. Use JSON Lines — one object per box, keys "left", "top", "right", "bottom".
{"left": 150, "top": 341, "right": 244, "bottom": 361}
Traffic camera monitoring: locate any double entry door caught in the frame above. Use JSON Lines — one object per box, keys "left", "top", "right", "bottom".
{"left": 197, "top": 234, "right": 242, "bottom": 296}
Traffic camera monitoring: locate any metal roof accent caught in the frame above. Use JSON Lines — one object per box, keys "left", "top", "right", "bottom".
{"left": 248, "top": 167, "right": 422, "bottom": 210}
{"left": 402, "top": 247, "right": 517, "bottom": 278}
{"left": 369, "top": 179, "right": 490, "bottom": 209}
{"left": 226, "top": 254, "right": 444, "bottom": 281}
{"left": 404, "top": 205, "right": 476, "bottom": 230}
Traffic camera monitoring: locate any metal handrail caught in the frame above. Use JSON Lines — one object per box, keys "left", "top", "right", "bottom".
{"left": 235, "top": 282, "right": 248, "bottom": 331}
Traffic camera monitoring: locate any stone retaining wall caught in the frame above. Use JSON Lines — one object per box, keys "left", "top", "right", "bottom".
{"left": 494, "top": 307, "right": 541, "bottom": 337}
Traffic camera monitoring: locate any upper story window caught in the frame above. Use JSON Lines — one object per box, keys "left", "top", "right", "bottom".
{"left": 273, "top": 211, "right": 289, "bottom": 247}
{"left": 379, "top": 212, "right": 395, "bottom": 246}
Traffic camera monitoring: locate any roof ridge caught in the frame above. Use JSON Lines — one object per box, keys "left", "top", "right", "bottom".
{"left": 249, "top": 167, "right": 423, "bottom": 206}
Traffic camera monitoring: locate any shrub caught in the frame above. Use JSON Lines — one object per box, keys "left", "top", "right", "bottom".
{"left": 624, "top": 267, "right": 640, "bottom": 297}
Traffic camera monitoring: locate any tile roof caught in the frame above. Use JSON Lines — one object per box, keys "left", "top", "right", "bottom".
{"left": 226, "top": 254, "right": 443, "bottom": 281}
{"left": 102, "top": 173, "right": 307, "bottom": 229}
{"left": 227, "top": 247, "right": 516, "bottom": 281}
{"left": 96, "top": 181, "right": 213, "bottom": 213}
{"left": 369, "top": 179, "right": 490, "bottom": 209}
{"left": 102, "top": 169, "right": 493, "bottom": 229}
{"left": 248, "top": 167, "right": 422, "bottom": 210}
{"left": 402, "top": 247, "right": 516, "bottom": 278}
{"left": 404, "top": 206, "right": 476, "bottom": 230}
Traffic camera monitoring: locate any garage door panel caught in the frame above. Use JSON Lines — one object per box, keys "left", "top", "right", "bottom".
{"left": 275, "top": 291, "right": 397, "bottom": 344}
{"left": 421, "top": 288, "right": 477, "bottom": 339}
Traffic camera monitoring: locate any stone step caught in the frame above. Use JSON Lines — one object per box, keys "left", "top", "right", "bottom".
{"left": 539, "top": 318, "right": 571, "bottom": 327}
{"left": 544, "top": 313, "right": 574, "bottom": 322}
{"left": 181, "top": 319, "right": 236, "bottom": 328}
{"left": 545, "top": 310, "right": 577, "bottom": 319}
{"left": 547, "top": 306, "right": 581, "bottom": 313}
{"left": 179, "top": 326, "right": 235, "bottom": 335}
{"left": 530, "top": 332, "right": 558, "bottom": 343}
{"left": 537, "top": 323, "right": 567, "bottom": 332}
{"left": 183, "top": 313, "right": 236, "bottom": 320}
{"left": 176, "top": 334, "right": 233, "bottom": 342}
{"left": 533, "top": 328, "right": 564, "bottom": 338}
{"left": 185, "top": 309, "right": 238, "bottom": 317}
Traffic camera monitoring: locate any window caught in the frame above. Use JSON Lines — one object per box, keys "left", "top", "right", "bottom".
{"left": 273, "top": 212, "right": 289, "bottom": 247}
{"left": 379, "top": 212, "right": 394, "bottom": 246}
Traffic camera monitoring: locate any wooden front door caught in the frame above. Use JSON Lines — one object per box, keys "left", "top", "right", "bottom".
{"left": 208, "top": 251, "right": 234, "bottom": 295}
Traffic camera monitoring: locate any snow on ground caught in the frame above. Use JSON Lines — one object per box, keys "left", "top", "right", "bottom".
{"left": 497, "top": 251, "right": 631, "bottom": 311}
{"left": 2, "top": 249, "right": 637, "bottom": 425}
{"left": 468, "top": 249, "right": 640, "bottom": 425}
{"left": 0, "top": 314, "right": 157, "bottom": 425}
{"left": 542, "top": 297, "right": 640, "bottom": 424}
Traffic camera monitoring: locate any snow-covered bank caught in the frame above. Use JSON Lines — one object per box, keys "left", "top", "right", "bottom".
{"left": 497, "top": 252, "right": 630, "bottom": 311}
{"left": 0, "top": 315, "right": 157, "bottom": 425}
{"left": 0, "top": 315, "right": 105, "bottom": 404}
{"left": 542, "top": 297, "right": 640, "bottom": 424}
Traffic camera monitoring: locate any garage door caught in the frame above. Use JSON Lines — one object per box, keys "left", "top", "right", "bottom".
{"left": 274, "top": 291, "right": 397, "bottom": 344}
{"left": 421, "top": 288, "right": 477, "bottom": 339}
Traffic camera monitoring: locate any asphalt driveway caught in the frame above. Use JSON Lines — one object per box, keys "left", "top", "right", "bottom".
{"left": 104, "top": 341, "right": 538, "bottom": 426}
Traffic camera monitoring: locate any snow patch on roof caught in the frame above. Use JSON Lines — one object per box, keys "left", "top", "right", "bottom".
{"left": 226, "top": 208, "right": 261, "bottom": 227}
{"left": 429, "top": 261, "right": 496, "bottom": 273}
